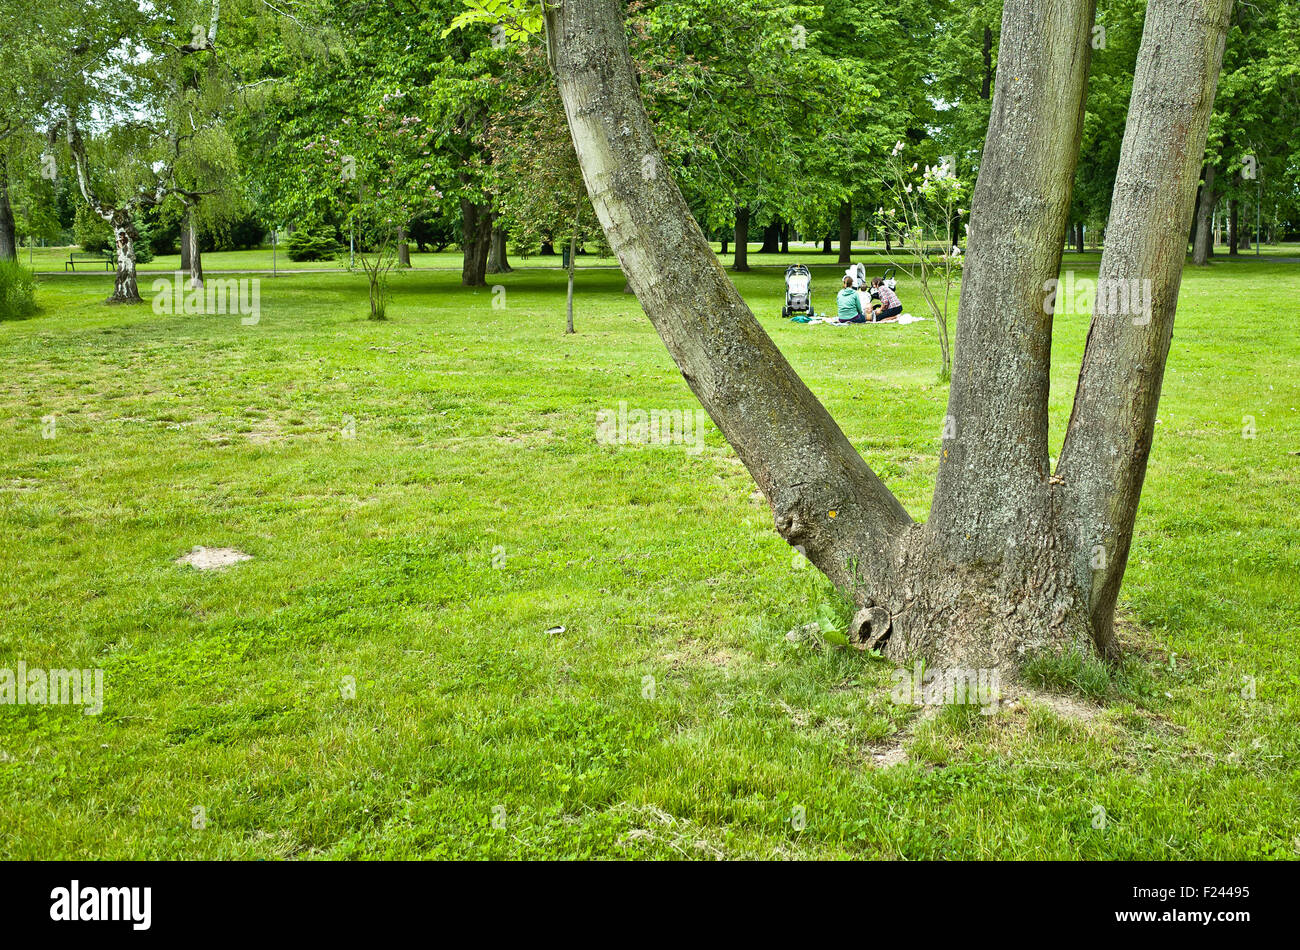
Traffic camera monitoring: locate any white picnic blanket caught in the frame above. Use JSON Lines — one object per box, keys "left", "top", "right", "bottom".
{"left": 805, "top": 313, "right": 925, "bottom": 326}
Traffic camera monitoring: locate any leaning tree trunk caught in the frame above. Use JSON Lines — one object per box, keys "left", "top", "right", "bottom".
{"left": 546, "top": 1, "right": 908, "bottom": 616}
{"left": 1192, "top": 163, "right": 1216, "bottom": 264}
{"left": 837, "top": 201, "right": 852, "bottom": 264}
{"left": 732, "top": 207, "right": 749, "bottom": 271}
{"left": 545, "top": 0, "right": 1231, "bottom": 670}
{"left": 1058, "top": 0, "right": 1233, "bottom": 654}
{"left": 927, "top": 0, "right": 1096, "bottom": 566}
{"left": 0, "top": 156, "right": 17, "bottom": 261}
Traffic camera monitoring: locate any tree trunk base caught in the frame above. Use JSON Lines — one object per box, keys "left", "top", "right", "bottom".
{"left": 846, "top": 531, "right": 1111, "bottom": 672}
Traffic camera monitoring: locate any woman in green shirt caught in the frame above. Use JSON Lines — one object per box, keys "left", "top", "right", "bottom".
{"left": 836, "top": 276, "right": 867, "bottom": 323}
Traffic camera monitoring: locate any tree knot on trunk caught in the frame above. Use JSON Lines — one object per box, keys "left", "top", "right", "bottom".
{"left": 848, "top": 605, "right": 892, "bottom": 651}
{"left": 774, "top": 507, "right": 807, "bottom": 543}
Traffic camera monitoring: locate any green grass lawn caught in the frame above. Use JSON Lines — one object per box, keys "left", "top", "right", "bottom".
{"left": 1, "top": 256, "right": 1297, "bottom": 859}
{"left": 23, "top": 239, "right": 1300, "bottom": 275}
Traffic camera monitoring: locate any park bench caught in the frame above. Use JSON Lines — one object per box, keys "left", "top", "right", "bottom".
{"left": 922, "top": 242, "right": 962, "bottom": 258}
{"left": 65, "top": 251, "right": 114, "bottom": 272}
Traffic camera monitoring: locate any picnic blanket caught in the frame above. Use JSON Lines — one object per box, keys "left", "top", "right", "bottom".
{"left": 790, "top": 313, "right": 925, "bottom": 326}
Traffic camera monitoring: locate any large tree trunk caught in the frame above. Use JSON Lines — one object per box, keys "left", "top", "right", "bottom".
{"left": 759, "top": 219, "right": 780, "bottom": 254}
{"left": 822, "top": 233, "right": 832, "bottom": 254}
{"left": 546, "top": 0, "right": 1231, "bottom": 670}
{"left": 1058, "top": 0, "right": 1233, "bottom": 655}
{"left": 109, "top": 213, "right": 143, "bottom": 304}
{"left": 486, "top": 224, "right": 511, "bottom": 273}
{"left": 928, "top": 0, "right": 1096, "bottom": 564}
{"left": 837, "top": 202, "right": 852, "bottom": 263}
{"left": 0, "top": 156, "right": 17, "bottom": 261}
{"left": 185, "top": 205, "right": 204, "bottom": 288}
{"left": 1192, "top": 163, "right": 1216, "bottom": 264}
{"left": 886, "top": 0, "right": 1104, "bottom": 666}
{"left": 460, "top": 196, "right": 492, "bottom": 286}
{"left": 732, "top": 207, "right": 749, "bottom": 271}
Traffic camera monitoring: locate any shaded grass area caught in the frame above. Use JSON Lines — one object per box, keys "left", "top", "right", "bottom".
{"left": 0, "top": 257, "right": 1297, "bottom": 859}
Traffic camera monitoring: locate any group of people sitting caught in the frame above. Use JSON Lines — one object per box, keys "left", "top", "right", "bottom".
{"left": 835, "top": 272, "right": 903, "bottom": 324}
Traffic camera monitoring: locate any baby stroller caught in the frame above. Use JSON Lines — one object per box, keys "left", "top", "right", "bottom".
{"left": 783, "top": 264, "right": 813, "bottom": 317}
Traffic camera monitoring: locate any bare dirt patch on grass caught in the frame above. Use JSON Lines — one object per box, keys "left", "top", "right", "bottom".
{"left": 176, "top": 546, "right": 253, "bottom": 570}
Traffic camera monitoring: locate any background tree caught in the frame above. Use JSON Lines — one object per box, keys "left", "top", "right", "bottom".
{"left": 292, "top": 89, "right": 445, "bottom": 316}
{"left": 1193, "top": 1, "right": 1300, "bottom": 262}
{"left": 628, "top": 0, "right": 821, "bottom": 270}
{"left": 486, "top": 46, "right": 601, "bottom": 332}
{"left": 1066, "top": 0, "right": 1144, "bottom": 252}
{"left": 0, "top": 0, "right": 128, "bottom": 260}
{"left": 150, "top": 0, "right": 245, "bottom": 288}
